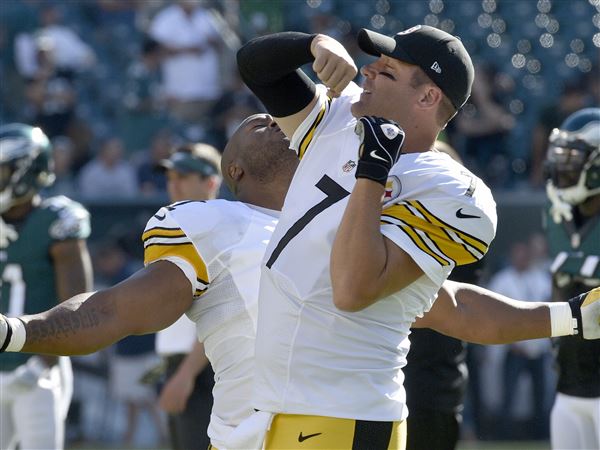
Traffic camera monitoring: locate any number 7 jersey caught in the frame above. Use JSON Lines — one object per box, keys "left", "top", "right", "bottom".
{"left": 254, "top": 83, "right": 497, "bottom": 421}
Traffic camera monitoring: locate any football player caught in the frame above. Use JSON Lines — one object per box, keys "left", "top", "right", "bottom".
{"left": 235, "top": 27, "right": 599, "bottom": 449}
{"left": 544, "top": 107, "right": 600, "bottom": 450}
{"left": 0, "top": 123, "right": 92, "bottom": 449}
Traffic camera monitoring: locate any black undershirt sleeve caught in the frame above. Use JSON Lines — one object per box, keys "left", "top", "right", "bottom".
{"left": 237, "top": 32, "right": 318, "bottom": 118}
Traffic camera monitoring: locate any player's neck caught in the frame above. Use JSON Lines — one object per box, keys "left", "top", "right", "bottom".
{"left": 240, "top": 183, "right": 286, "bottom": 212}
{"left": 402, "top": 135, "right": 436, "bottom": 154}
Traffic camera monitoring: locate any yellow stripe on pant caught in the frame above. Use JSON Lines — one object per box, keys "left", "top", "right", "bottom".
{"left": 264, "top": 413, "right": 406, "bottom": 449}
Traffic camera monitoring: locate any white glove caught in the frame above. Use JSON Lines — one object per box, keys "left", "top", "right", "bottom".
{"left": 569, "top": 287, "right": 600, "bottom": 340}
{"left": 546, "top": 181, "right": 573, "bottom": 224}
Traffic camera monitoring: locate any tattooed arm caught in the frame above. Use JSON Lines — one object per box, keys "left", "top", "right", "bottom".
{"left": 18, "top": 261, "right": 192, "bottom": 355}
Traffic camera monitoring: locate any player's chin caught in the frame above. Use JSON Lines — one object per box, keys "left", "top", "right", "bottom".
{"left": 350, "top": 100, "right": 366, "bottom": 118}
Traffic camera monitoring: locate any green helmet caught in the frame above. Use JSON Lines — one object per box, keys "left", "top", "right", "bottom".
{"left": 0, "top": 123, "right": 55, "bottom": 213}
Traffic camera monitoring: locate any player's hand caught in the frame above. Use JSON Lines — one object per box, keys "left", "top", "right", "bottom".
{"left": 568, "top": 287, "right": 600, "bottom": 339}
{"left": 354, "top": 116, "right": 405, "bottom": 186}
{"left": 310, "top": 34, "right": 357, "bottom": 97}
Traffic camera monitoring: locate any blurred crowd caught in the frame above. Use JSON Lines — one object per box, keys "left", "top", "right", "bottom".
{"left": 1, "top": 0, "right": 598, "bottom": 447}
{"left": 1, "top": 0, "right": 598, "bottom": 203}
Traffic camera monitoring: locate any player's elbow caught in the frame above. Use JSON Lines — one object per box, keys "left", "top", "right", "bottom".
{"left": 332, "top": 284, "right": 378, "bottom": 312}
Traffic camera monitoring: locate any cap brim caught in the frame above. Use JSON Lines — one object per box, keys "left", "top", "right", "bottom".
{"left": 357, "top": 28, "right": 417, "bottom": 65}
{"left": 156, "top": 159, "right": 195, "bottom": 173}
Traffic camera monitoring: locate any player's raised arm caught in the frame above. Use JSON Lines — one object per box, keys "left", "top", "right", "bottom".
{"left": 0, "top": 261, "right": 193, "bottom": 355}
{"left": 415, "top": 282, "right": 600, "bottom": 342}
{"left": 237, "top": 32, "right": 357, "bottom": 138}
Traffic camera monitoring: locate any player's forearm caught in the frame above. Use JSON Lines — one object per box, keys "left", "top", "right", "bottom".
{"left": 177, "top": 342, "right": 209, "bottom": 378}
{"left": 20, "top": 291, "right": 126, "bottom": 355}
{"left": 53, "top": 240, "right": 93, "bottom": 301}
{"left": 237, "top": 32, "right": 314, "bottom": 84}
{"left": 237, "top": 32, "right": 317, "bottom": 118}
{"left": 331, "top": 179, "right": 386, "bottom": 311}
{"left": 452, "top": 283, "right": 551, "bottom": 344}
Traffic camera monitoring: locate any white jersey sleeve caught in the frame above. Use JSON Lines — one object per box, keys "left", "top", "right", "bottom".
{"left": 142, "top": 200, "right": 212, "bottom": 297}
{"left": 380, "top": 152, "right": 497, "bottom": 286}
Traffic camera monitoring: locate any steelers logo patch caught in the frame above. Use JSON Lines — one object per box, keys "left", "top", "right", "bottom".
{"left": 381, "top": 176, "right": 401, "bottom": 204}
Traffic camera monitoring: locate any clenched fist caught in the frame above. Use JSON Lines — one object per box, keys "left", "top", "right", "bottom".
{"left": 354, "top": 116, "right": 405, "bottom": 186}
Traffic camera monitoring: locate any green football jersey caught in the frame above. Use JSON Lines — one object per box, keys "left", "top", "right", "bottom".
{"left": 0, "top": 196, "right": 90, "bottom": 371}
{"left": 544, "top": 204, "right": 600, "bottom": 397}
{"left": 545, "top": 206, "right": 600, "bottom": 289}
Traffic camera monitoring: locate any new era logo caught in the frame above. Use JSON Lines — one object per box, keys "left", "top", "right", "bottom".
{"left": 431, "top": 61, "right": 442, "bottom": 73}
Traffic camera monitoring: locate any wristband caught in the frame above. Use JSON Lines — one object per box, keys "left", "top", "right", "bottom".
{"left": 5, "top": 317, "right": 26, "bottom": 352}
{"left": 548, "top": 302, "right": 577, "bottom": 337}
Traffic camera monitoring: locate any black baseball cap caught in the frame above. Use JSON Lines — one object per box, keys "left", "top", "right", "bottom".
{"left": 158, "top": 151, "right": 219, "bottom": 177}
{"left": 357, "top": 25, "right": 474, "bottom": 110}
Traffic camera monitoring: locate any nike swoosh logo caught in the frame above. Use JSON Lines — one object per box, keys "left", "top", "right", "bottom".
{"left": 153, "top": 213, "right": 166, "bottom": 221}
{"left": 298, "top": 432, "right": 322, "bottom": 442}
{"left": 370, "top": 150, "right": 387, "bottom": 162}
{"left": 456, "top": 208, "right": 481, "bottom": 219}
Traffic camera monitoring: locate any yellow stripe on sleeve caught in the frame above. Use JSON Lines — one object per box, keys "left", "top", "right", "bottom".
{"left": 297, "top": 98, "right": 330, "bottom": 160}
{"left": 144, "top": 242, "right": 209, "bottom": 285}
{"left": 407, "top": 200, "right": 489, "bottom": 255}
{"left": 396, "top": 220, "right": 451, "bottom": 267}
{"left": 142, "top": 226, "right": 187, "bottom": 242}
{"left": 382, "top": 203, "right": 481, "bottom": 266}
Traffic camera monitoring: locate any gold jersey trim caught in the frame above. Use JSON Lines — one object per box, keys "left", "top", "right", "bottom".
{"left": 297, "top": 97, "right": 331, "bottom": 160}
{"left": 144, "top": 240, "right": 209, "bottom": 289}
{"left": 382, "top": 201, "right": 487, "bottom": 267}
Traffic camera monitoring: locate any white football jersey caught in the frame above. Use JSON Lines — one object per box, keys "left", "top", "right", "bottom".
{"left": 142, "top": 199, "right": 278, "bottom": 448}
{"left": 254, "top": 83, "right": 497, "bottom": 421}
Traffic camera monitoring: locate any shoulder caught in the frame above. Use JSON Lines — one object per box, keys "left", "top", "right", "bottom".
{"left": 144, "top": 199, "right": 252, "bottom": 238}
{"left": 41, "top": 196, "right": 91, "bottom": 241}
{"left": 392, "top": 152, "right": 495, "bottom": 206}
{"left": 387, "top": 153, "right": 497, "bottom": 245}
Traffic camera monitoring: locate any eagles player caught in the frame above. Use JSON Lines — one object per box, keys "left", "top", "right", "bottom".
{"left": 0, "top": 123, "right": 92, "bottom": 449}
{"left": 544, "top": 107, "right": 600, "bottom": 450}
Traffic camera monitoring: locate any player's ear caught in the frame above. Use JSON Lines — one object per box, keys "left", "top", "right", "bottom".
{"left": 418, "top": 85, "right": 442, "bottom": 109}
{"left": 228, "top": 163, "right": 244, "bottom": 183}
